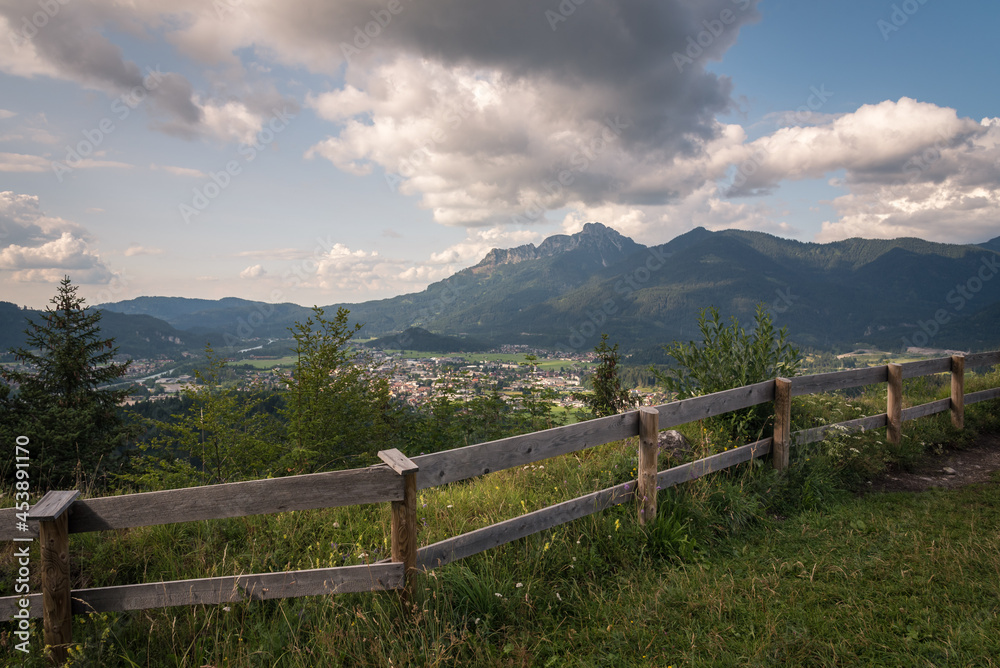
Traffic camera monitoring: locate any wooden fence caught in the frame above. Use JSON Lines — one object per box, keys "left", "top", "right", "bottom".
{"left": 2, "top": 351, "right": 999, "bottom": 664}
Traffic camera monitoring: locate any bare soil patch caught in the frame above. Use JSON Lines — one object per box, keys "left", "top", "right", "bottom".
{"left": 866, "top": 432, "right": 1000, "bottom": 493}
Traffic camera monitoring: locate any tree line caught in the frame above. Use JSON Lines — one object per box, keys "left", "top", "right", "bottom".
{"left": 0, "top": 277, "right": 799, "bottom": 492}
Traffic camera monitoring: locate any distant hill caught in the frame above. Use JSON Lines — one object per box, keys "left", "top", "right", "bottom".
{"left": 0, "top": 301, "right": 199, "bottom": 359}
{"left": 94, "top": 224, "right": 1000, "bottom": 354}
{"left": 363, "top": 327, "right": 487, "bottom": 353}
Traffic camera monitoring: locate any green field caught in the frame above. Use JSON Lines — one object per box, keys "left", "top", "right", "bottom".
{"left": 233, "top": 355, "right": 299, "bottom": 369}
{"left": 4, "top": 370, "right": 999, "bottom": 666}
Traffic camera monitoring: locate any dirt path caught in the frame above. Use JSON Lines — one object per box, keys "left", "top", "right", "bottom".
{"left": 866, "top": 432, "right": 1000, "bottom": 493}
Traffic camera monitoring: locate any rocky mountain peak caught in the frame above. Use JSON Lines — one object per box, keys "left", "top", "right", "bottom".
{"left": 471, "top": 222, "right": 640, "bottom": 272}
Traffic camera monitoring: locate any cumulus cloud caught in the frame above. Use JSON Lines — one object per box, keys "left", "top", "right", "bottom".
{"left": 0, "top": 0, "right": 297, "bottom": 144}
{"left": 722, "top": 98, "right": 1000, "bottom": 243}
{"left": 429, "top": 227, "right": 543, "bottom": 265}
{"left": 0, "top": 191, "right": 113, "bottom": 282}
{"left": 240, "top": 264, "right": 267, "bottom": 279}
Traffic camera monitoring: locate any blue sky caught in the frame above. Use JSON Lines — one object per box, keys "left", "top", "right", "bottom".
{"left": 1, "top": 0, "right": 998, "bottom": 309}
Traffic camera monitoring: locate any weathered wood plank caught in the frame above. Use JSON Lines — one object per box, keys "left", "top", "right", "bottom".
{"left": 652, "top": 380, "right": 775, "bottom": 430}
{"left": 27, "top": 491, "right": 79, "bottom": 522}
{"left": 378, "top": 449, "right": 419, "bottom": 475}
{"left": 900, "top": 357, "right": 952, "bottom": 379}
{"left": 901, "top": 398, "right": 951, "bottom": 422}
{"left": 637, "top": 407, "right": 659, "bottom": 525}
{"left": 951, "top": 355, "right": 965, "bottom": 430}
{"left": 391, "top": 473, "right": 418, "bottom": 598}
{"left": 418, "top": 480, "right": 636, "bottom": 570}
{"left": 0, "top": 513, "right": 39, "bottom": 541}
{"left": 40, "top": 514, "right": 72, "bottom": 664}
{"left": 792, "top": 414, "right": 889, "bottom": 445}
{"left": 887, "top": 364, "right": 903, "bottom": 445}
{"left": 966, "top": 351, "right": 1000, "bottom": 368}
{"left": 773, "top": 378, "right": 791, "bottom": 471}
{"left": 966, "top": 387, "right": 1000, "bottom": 405}
{"left": 65, "top": 467, "right": 401, "bottom": 534}
{"left": 69, "top": 564, "right": 403, "bottom": 614}
{"left": 0, "top": 593, "right": 43, "bottom": 620}
{"left": 791, "top": 366, "right": 888, "bottom": 397}
{"left": 656, "top": 438, "right": 771, "bottom": 490}
{"left": 410, "top": 411, "right": 640, "bottom": 491}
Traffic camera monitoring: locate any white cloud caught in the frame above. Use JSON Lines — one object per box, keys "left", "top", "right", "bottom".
{"left": 0, "top": 191, "right": 114, "bottom": 283}
{"left": 150, "top": 164, "right": 207, "bottom": 178}
{"left": 430, "top": 227, "right": 543, "bottom": 265}
{"left": 0, "top": 152, "right": 48, "bottom": 172}
{"left": 240, "top": 264, "right": 267, "bottom": 279}
{"left": 124, "top": 244, "right": 164, "bottom": 256}
{"left": 0, "top": 109, "right": 17, "bottom": 119}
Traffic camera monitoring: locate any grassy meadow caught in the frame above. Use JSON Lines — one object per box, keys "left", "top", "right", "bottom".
{"left": 2, "top": 367, "right": 999, "bottom": 666}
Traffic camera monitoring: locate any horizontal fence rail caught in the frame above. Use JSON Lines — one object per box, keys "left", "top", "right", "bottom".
{"left": 3, "top": 350, "right": 998, "bottom": 664}
{"left": 0, "top": 464, "right": 401, "bottom": 542}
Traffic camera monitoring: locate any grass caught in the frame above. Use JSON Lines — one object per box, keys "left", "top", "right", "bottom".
{"left": 2, "top": 369, "right": 999, "bottom": 666}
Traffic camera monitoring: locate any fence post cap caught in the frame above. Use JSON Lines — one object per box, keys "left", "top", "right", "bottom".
{"left": 378, "top": 449, "right": 419, "bottom": 475}
{"left": 27, "top": 490, "right": 80, "bottom": 522}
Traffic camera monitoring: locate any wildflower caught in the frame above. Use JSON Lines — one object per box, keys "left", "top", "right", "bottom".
{"left": 516, "top": 582, "right": 523, "bottom": 588}
{"left": 543, "top": 541, "right": 551, "bottom": 551}
{"left": 446, "top": 504, "right": 453, "bottom": 508}
{"left": 614, "top": 519, "right": 621, "bottom": 531}
{"left": 495, "top": 593, "right": 503, "bottom": 598}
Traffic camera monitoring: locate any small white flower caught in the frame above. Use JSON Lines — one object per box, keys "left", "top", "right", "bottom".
{"left": 556, "top": 593, "right": 562, "bottom": 601}
{"left": 515, "top": 582, "right": 523, "bottom": 588}
{"left": 446, "top": 504, "right": 453, "bottom": 508}
{"left": 495, "top": 592, "right": 502, "bottom": 598}
{"left": 223, "top": 606, "right": 231, "bottom": 612}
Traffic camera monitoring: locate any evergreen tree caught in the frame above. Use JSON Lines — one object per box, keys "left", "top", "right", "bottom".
{"left": 0, "top": 276, "right": 134, "bottom": 488}
{"left": 575, "top": 334, "right": 635, "bottom": 418}
{"left": 282, "top": 306, "right": 395, "bottom": 471}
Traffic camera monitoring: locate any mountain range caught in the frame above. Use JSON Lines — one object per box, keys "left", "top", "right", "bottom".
{"left": 4, "top": 223, "right": 1000, "bottom": 358}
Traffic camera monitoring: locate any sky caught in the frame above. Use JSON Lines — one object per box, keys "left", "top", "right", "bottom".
{"left": 1, "top": 0, "right": 998, "bottom": 309}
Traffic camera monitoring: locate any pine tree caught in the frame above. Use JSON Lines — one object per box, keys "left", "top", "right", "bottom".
{"left": 282, "top": 306, "right": 395, "bottom": 471}
{"left": 575, "top": 334, "right": 634, "bottom": 418}
{"left": 0, "top": 276, "right": 133, "bottom": 488}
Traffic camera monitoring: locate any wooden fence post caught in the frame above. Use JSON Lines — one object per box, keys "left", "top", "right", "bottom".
{"left": 379, "top": 449, "right": 418, "bottom": 600}
{"left": 28, "top": 491, "right": 79, "bottom": 666}
{"left": 887, "top": 363, "right": 903, "bottom": 445}
{"left": 773, "top": 378, "right": 792, "bottom": 471}
{"left": 637, "top": 407, "right": 659, "bottom": 526}
{"left": 951, "top": 354, "right": 965, "bottom": 430}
